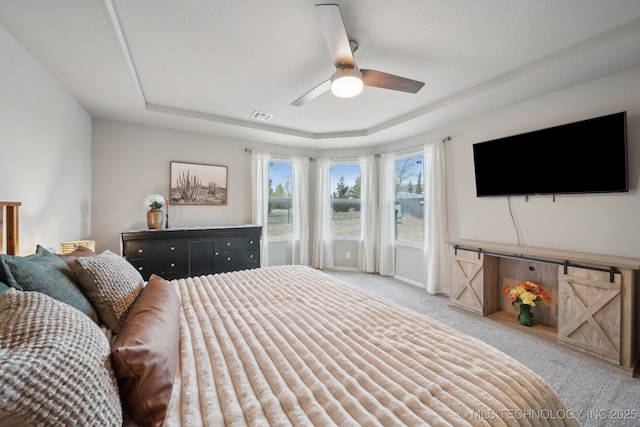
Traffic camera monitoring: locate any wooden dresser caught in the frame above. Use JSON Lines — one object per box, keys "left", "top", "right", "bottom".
{"left": 122, "top": 225, "right": 261, "bottom": 281}
{"left": 449, "top": 239, "right": 640, "bottom": 376}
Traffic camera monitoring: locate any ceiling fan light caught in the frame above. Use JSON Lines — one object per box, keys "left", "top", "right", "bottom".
{"left": 331, "top": 68, "right": 364, "bottom": 98}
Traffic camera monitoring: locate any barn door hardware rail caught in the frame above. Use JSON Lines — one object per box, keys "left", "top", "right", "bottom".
{"left": 452, "top": 244, "right": 619, "bottom": 283}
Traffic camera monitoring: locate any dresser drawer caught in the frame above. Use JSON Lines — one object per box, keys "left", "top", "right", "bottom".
{"left": 216, "top": 249, "right": 259, "bottom": 272}
{"left": 218, "top": 235, "right": 259, "bottom": 252}
{"left": 129, "top": 257, "right": 186, "bottom": 281}
{"left": 127, "top": 240, "right": 185, "bottom": 260}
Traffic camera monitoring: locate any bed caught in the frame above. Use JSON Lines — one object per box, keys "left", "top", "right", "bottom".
{"left": 0, "top": 202, "right": 579, "bottom": 426}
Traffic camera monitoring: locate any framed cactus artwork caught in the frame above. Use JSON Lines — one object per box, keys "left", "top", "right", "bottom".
{"left": 170, "top": 161, "right": 228, "bottom": 205}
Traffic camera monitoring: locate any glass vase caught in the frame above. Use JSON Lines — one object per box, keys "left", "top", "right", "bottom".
{"left": 518, "top": 304, "right": 534, "bottom": 327}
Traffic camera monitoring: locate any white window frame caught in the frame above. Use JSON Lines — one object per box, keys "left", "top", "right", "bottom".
{"left": 266, "top": 158, "right": 293, "bottom": 242}
{"left": 329, "top": 160, "right": 363, "bottom": 240}
{"left": 393, "top": 151, "right": 426, "bottom": 248}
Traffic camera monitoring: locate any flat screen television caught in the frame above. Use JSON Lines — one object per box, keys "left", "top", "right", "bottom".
{"left": 473, "top": 112, "right": 628, "bottom": 197}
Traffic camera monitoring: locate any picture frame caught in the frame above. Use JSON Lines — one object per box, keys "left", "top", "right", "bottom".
{"left": 170, "top": 161, "right": 228, "bottom": 205}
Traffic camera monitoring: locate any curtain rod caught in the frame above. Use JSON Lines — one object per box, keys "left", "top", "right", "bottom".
{"left": 244, "top": 148, "right": 312, "bottom": 159}
{"left": 379, "top": 136, "right": 452, "bottom": 157}
{"left": 244, "top": 149, "right": 367, "bottom": 162}
{"left": 244, "top": 136, "right": 451, "bottom": 160}
{"left": 400, "top": 136, "right": 452, "bottom": 151}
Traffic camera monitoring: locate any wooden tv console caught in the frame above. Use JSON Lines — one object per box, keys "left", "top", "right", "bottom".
{"left": 448, "top": 240, "right": 640, "bottom": 376}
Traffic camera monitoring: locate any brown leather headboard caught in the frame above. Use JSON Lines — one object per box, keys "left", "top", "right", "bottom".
{"left": 0, "top": 202, "right": 21, "bottom": 255}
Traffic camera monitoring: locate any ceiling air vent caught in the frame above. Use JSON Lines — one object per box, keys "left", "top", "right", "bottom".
{"left": 250, "top": 111, "right": 274, "bottom": 121}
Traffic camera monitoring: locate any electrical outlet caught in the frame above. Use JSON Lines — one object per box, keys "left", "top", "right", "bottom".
{"left": 346, "top": 251, "right": 351, "bottom": 259}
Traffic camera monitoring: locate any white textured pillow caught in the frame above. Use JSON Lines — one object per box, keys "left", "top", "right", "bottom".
{"left": 75, "top": 250, "right": 144, "bottom": 332}
{"left": 0, "top": 288, "right": 122, "bottom": 427}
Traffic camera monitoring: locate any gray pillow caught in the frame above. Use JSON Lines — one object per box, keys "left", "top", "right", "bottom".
{"left": 74, "top": 250, "right": 144, "bottom": 332}
{"left": 0, "top": 245, "right": 98, "bottom": 322}
{"left": 0, "top": 288, "right": 122, "bottom": 426}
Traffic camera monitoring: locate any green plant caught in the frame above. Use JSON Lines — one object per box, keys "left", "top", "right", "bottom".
{"left": 144, "top": 194, "right": 165, "bottom": 210}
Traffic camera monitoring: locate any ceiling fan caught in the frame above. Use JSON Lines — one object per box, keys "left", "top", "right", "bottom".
{"left": 291, "top": 3, "right": 425, "bottom": 107}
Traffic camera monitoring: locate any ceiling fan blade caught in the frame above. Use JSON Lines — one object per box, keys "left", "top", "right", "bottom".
{"left": 361, "top": 69, "right": 425, "bottom": 93}
{"left": 290, "top": 79, "right": 331, "bottom": 107}
{"left": 316, "top": 4, "right": 355, "bottom": 68}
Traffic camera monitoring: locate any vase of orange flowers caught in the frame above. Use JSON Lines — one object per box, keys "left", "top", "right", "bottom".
{"left": 502, "top": 281, "right": 551, "bottom": 327}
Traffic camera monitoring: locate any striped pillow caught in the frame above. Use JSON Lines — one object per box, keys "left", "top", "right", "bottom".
{"left": 0, "top": 289, "right": 122, "bottom": 427}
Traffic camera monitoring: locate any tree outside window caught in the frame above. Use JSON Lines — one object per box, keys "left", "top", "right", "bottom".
{"left": 394, "top": 155, "right": 424, "bottom": 245}
{"left": 268, "top": 161, "right": 292, "bottom": 238}
{"left": 330, "top": 163, "right": 361, "bottom": 238}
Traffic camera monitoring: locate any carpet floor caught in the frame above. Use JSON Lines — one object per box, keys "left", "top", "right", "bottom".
{"left": 324, "top": 269, "right": 640, "bottom": 427}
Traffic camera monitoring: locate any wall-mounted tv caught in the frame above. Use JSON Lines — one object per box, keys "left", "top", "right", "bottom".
{"left": 473, "top": 112, "right": 628, "bottom": 197}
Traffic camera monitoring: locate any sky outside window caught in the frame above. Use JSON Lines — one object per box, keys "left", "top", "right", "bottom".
{"left": 330, "top": 163, "right": 360, "bottom": 191}
{"left": 269, "top": 161, "right": 291, "bottom": 195}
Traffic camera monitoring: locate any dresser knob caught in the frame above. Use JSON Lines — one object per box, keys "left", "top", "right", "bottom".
{"left": 249, "top": 254, "right": 254, "bottom": 258}
{"left": 249, "top": 240, "right": 254, "bottom": 244}
{"left": 170, "top": 246, "right": 175, "bottom": 251}
{"left": 226, "top": 242, "right": 231, "bottom": 246}
{"left": 138, "top": 249, "right": 144, "bottom": 253}
{"left": 214, "top": 252, "right": 219, "bottom": 256}
{"left": 170, "top": 262, "right": 175, "bottom": 267}
{"left": 226, "top": 256, "right": 231, "bottom": 261}
{"left": 138, "top": 266, "right": 143, "bottom": 271}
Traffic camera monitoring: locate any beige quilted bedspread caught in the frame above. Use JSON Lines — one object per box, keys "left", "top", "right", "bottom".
{"left": 163, "top": 266, "right": 578, "bottom": 427}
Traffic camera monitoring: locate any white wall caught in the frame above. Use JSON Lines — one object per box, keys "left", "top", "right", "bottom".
{"left": 446, "top": 68, "right": 640, "bottom": 259}
{"left": 394, "top": 245, "right": 424, "bottom": 285}
{"left": 92, "top": 119, "right": 251, "bottom": 252}
{"left": 0, "top": 25, "right": 92, "bottom": 255}
{"left": 386, "top": 67, "right": 640, "bottom": 267}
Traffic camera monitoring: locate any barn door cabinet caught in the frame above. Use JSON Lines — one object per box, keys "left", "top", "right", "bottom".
{"left": 449, "top": 239, "right": 640, "bottom": 376}
{"left": 122, "top": 225, "right": 261, "bottom": 281}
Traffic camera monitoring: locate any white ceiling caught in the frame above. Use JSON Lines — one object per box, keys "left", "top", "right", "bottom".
{"left": 2, "top": 0, "right": 640, "bottom": 149}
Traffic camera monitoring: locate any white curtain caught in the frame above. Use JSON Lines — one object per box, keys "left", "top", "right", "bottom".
{"left": 311, "top": 158, "right": 334, "bottom": 269}
{"left": 377, "top": 153, "right": 396, "bottom": 276}
{"left": 291, "top": 156, "right": 310, "bottom": 265}
{"left": 250, "top": 151, "right": 270, "bottom": 267}
{"left": 357, "top": 155, "right": 377, "bottom": 272}
{"left": 424, "top": 140, "right": 450, "bottom": 294}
